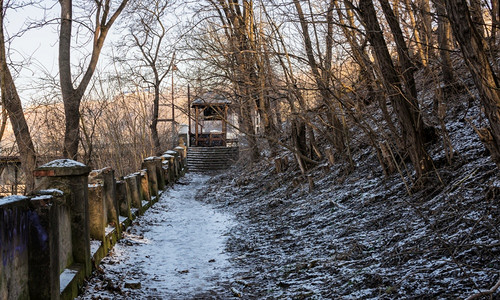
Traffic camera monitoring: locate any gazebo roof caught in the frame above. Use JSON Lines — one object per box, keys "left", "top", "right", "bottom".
{"left": 191, "top": 92, "right": 231, "bottom": 107}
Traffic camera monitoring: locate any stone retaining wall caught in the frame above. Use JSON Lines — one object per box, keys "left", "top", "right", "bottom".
{"left": 0, "top": 146, "right": 187, "bottom": 300}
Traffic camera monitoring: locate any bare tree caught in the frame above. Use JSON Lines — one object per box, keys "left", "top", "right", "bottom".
{"left": 0, "top": 0, "right": 37, "bottom": 193}
{"left": 207, "top": 0, "right": 262, "bottom": 161}
{"left": 116, "top": 0, "right": 176, "bottom": 155}
{"left": 445, "top": 0, "right": 500, "bottom": 167}
{"left": 293, "top": 0, "right": 346, "bottom": 159}
{"left": 432, "top": 0, "right": 455, "bottom": 89}
{"left": 58, "top": 0, "right": 128, "bottom": 160}
{"left": 358, "top": 0, "right": 433, "bottom": 180}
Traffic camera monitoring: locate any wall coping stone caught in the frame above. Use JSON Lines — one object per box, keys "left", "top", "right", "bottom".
{"left": 34, "top": 159, "right": 91, "bottom": 177}
{"left": 0, "top": 195, "right": 30, "bottom": 208}
{"left": 35, "top": 189, "right": 64, "bottom": 197}
{"left": 144, "top": 157, "right": 162, "bottom": 162}
{"left": 89, "top": 167, "right": 113, "bottom": 177}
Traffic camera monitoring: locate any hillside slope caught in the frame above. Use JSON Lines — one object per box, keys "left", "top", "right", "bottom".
{"left": 198, "top": 70, "right": 500, "bottom": 298}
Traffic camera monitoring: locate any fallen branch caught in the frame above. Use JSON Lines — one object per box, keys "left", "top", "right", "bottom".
{"left": 465, "top": 275, "right": 500, "bottom": 300}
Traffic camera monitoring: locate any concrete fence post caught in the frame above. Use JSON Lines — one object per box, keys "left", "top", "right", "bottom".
{"left": 89, "top": 167, "right": 120, "bottom": 237}
{"left": 124, "top": 173, "right": 142, "bottom": 210}
{"left": 116, "top": 180, "right": 132, "bottom": 220}
{"left": 141, "top": 158, "right": 160, "bottom": 198}
{"left": 161, "top": 160, "right": 169, "bottom": 186}
{"left": 87, "top": 184, "right": 106, "bottom": 243}
{"left": 161, "top": 154, "right": 175, "bottom": 184}
{"left": 139, "top": 170, "right": 151, "bottom": 202}
{"left": 174, "top": 146, "right": 187, "bottom": 174}
{"left": 156, "top": 157, "right": 166, "bottom": 191}
{"left": 0, "top": 196, "right": 30, "bottom": 300}
{"left": 29, "top": 195, "right": 60, "bottom": 300}
{"left": 33, "top": 159, "right": 92, "bottom": 277}
{"left": 165, "top": 150, "right": 180, "bottom": 180}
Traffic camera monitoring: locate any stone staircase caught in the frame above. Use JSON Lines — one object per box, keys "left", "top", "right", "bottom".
{"left": 187, "top": 147, "right": 239, "bottom": 172}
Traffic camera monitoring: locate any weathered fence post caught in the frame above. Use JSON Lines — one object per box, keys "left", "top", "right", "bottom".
{"left": 164, "top": 150, "right": 180, "bottom": 179}
{"left": 0, "top": 196, "right": 31, "bottom": 299}
{"left": 139, "top": 170, "right": 151, "bottom": 202}
{"left": 156, "top": 157, "right": 166, "bottom": 192}
{"left": 87, "top": 184, "right": 106, "bottom": 243}
{"left": 116, "top": 180, "right": 133, "bottom": 220}
{"left": 29, "top": 195, "right": 60, "bottom": 300}
{"left": 124, "top": 173, "right": 142, "bottom": 211}
{"left": 174, "top": 146, "right": 187, "bottom": 175}
{"left": 162, "top": 153, "right": 175, "bottom": 184}
{"left": 141, "top": 158, "right": 160, "bottom": 198}
{"left": 89, "top": 167, "right": 120, "bottom": 236}
{"left": 33, "top": 159, "right": 92, "bottom": 277}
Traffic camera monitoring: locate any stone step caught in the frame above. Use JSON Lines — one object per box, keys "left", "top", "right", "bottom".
{"left": 187, "top": 156, "right": 237, "bottom": 160}
{"left": 187, "top": 159, "right": 234, "bottom": 163}
{"left": 188, "top": 155, "right": 237, "bottom": 159}
{"left": 187, "top": 153, "right": 237, "bottom": 157}
{"left": 187, "top": 154, "right": 237, "bottom": 159}
{"left": 187, "top": 147, "right": 239, "bottom": 172}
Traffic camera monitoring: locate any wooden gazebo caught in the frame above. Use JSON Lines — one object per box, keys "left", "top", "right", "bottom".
{"left": 190, "top": 92, "right": 231, "bottom": 147}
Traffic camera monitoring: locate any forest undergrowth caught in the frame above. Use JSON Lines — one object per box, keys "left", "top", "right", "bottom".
{"left": 197, "top": 65, "right": 500, "bottom": 299}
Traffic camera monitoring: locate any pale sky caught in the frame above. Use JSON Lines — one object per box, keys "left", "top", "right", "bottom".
{"left": 4, "top": 1, "right": 126, "bottom": 104}
{"left": 5, "top": 2, "right": 60, "bottom": 101}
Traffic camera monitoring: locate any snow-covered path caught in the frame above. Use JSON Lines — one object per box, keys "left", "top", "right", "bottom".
{"left": 78, "top": 173, "right": 236, "bottom": 299}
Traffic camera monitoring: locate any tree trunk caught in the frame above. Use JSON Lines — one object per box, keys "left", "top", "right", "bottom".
{"left": 359, "top": 0, "right": 433, "bottom": 179}
{"left": 491, "top": 0, "right": 499, "bottom": 48}
{"left": 418, "top": 0, "right": 434, "bottom": 59}
{"left": 215, "top": 0, "right": 260, "bottom": 161}
{"left": 433, "top": 0, "right": 455, "bottom": 88}
{"left": 241, "top": 93, "right": 260, "bottom": 161}
{"left": 445, "top": 0, "right": 500, "bottom": 166}
{"left": 469, "top": 0, "right": 486, "bottom": 40}
{"left": 379, "top": 0, "right": 418, "bottom": 101}
{"left": 293, "top": 0, "right": 346, "bottom": 155}
{"left": 336, "top": 0, "right": 382, "bottom": 105}
{"left": 0, "top": 1, "right": 37, "bottom": 193}
{"left": 256, "top": 21, "right": 280, "bottom": 156}
{"left": 59, "top": 0, "right": 128, "bottom": 160}
{"left": 151, "top": 83, "right": 161, "bottom": 155}
{"left": 403, "top": 0, "right": 428, "bottom": 66}
{"left": 292, "top": 118, "right": 308, "bottom": 174}
{"left": 59, "top": 0, "right": 79, "bottom": 159}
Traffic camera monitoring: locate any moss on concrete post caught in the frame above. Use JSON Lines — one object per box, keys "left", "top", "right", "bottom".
{"left": 33, "top": 159, "right": 92, "bottom": 277}
{"left": 29, "top": 195, "right": 60, "bottom": 300}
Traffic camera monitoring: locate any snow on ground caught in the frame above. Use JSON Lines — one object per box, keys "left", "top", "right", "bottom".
{"left": 78, "top": 75, "right": 499, "bottom": 298}
{"left": 200, "top": 152, "right": 499, "bottom": 299}
{"left": 77, "top": 174, "right": 239, "bottom": 299}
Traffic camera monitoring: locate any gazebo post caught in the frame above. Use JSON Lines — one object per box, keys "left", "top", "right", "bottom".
{"left": 223, "top": 104, "right": 228, "bottom": 146}
{"left": 195, "top": 106, "right": 199, "bottom": 146}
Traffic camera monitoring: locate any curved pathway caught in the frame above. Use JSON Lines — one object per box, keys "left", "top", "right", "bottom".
{"left": 78, "top": 173, "right": 236, "bottom": 299}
